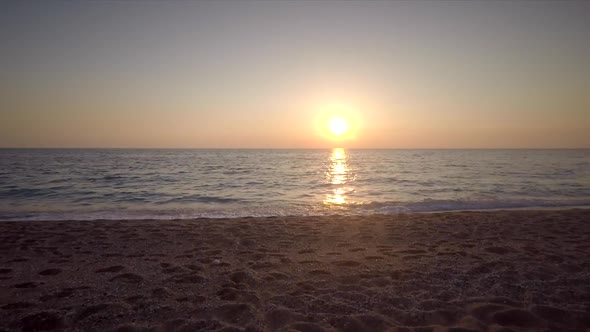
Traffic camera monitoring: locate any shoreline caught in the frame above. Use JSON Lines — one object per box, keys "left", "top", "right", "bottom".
{"left": 2, "top": 206, "right": 590, "bottom": 223}
{"left": 1, "top": 209, "right": 589, "bottom": 331}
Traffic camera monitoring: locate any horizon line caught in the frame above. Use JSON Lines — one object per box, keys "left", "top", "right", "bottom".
{"left": 1, "top": 147, "right": 588, "bottom": 150}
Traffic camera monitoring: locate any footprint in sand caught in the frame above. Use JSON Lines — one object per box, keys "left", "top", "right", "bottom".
{"left": 265, "top": 307, "right": 294, "bottom": 330}
{"left": 212, "top": 303, "right": 256, "bottom": 326}
{"left": 124, "top": 295, "right": 145, "bottom": 304}
{"left": 162, "top": 266, "right": 188, "bottom": 274}
{"left": 38, "top": 268, "right": 62, "bottom": 276}
{"left": 401, "top": 254, "right": 425, "bottom": 260}
{"left": 333, "top": 260, "right": 362, "bottom": 267}
{"left": 9, "top": 258, "right": 28, "bottom": 263}
{"left": 183, "top": 264, "right": 204, "bottom": 272}
{"left": 229, "top": 271, "right": 258, "bottom": 286}
{"left": 397, "top": 249, "right": 427, "bottom": 254}
{"left": 216, "top": 287, "right": 260, "bottom": 305}
{"left": 308, "top": 270, "right": 331, "bottom": 276}
{"left": 329, "top": 315, "right": 391, "bottom": 332}
{"left": 95, "top": 265, "right": 125, "bottom": 273}
{"left": 2, "top": 302, "right": 35, "bottom": 310}
{"left": 40, "top": 289, "right": 74, "bottom": 302}
{"left": 288, "top": 321, "right": 325, "bottom": 332}
{"left": 531, "top": 304, "right": 590, "bottom": 327}
{"left": 75, "top": 303, "right": 128, "bottom": 321}
{"left": 266, "top": 272, "right": 289, "bottom": 281}
{"left": 48, "top": 259, "right": 70, "bottom": 264}
{"left": 21, "top": 312, "right": 64, "bottom": 331}
{"left": 492, "top": 308, "right": 544, "bottom": 328}
{"left": 175, "top": 254, "right": 194, "bottom": 258}
{"left": 102, "top": 253, "right": 124, "bottom": 258}
{"left": 162, "top": 319, "right": 223, "bottom": 332}
{"left": 484, "top": 246, "right": 515, "bottom": 255}
{"left": 110, "top": 273, "right": 144, "bottom": 283}
{"left": 151, "top": 287, "right": 172, "bottom": 299}
{"left": 170, "top": 274, "right": 206, "bottom": 284}
{"left": 13, "top": 282, "right": 37, "bottom": 288}
{"left": 197, "top": 257, "right": 214, "bottom": 264}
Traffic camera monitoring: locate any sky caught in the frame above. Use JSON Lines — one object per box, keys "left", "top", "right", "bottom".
{"left": 1, "top": 1, "right": 589, "bottom": 148}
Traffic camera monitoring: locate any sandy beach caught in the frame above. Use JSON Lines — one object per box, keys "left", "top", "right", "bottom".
{"left": 1, "top": 209, "right": 589, "bottom": 332}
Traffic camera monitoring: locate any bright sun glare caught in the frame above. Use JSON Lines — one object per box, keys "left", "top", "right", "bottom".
{"left": 315, "top": 103, "right": 359, "bottom": 141}
{"left": 328, "top": 116, "right": 349, "bottom": 136}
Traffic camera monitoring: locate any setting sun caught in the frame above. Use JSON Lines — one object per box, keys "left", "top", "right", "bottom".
{"left": 314, "top": 103, "right": 361, "bottom": 142}
{"left": 328, "top": 116, "right": 349, "bottom": 136}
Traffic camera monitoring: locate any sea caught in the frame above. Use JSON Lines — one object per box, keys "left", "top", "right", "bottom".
{"left": 0, "top": 148, "right": 589, "bottom": 221}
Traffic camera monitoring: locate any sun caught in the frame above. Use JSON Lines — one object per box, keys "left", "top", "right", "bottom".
{"left": 328, "top": 116, "right": 350, "bottom": 136}
{"left": 314, "top": 102, "right": 360, "bottom": 141}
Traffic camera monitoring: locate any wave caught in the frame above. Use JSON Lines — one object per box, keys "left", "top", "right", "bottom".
{"left": 358, "top": 198, "right": 590, "bottom": 214}
{"left": 0, "top": 188, "right": 52, "bottom": 199}
{"left": 163, "top": 195, "right": 242, "bottom": 204}
{"left": 1, "top": 198, "right": 588, "bottom": 221}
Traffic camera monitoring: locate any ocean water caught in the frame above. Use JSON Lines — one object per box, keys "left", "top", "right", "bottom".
{"left": 0, "top": 148, "right": 589, "bottom": 220}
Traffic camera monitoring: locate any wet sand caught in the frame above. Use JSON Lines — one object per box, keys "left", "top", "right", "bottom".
{"left": 1, "top": 209, "right": 589, "bottom": 332}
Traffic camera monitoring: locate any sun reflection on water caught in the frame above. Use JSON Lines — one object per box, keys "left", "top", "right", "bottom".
{"left": 324, "top": 148, "right": 356, "bottom": 205}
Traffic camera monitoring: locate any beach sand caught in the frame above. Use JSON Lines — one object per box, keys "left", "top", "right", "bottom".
{"left": 1, "top": 210, "right": 589, "bottom": 332}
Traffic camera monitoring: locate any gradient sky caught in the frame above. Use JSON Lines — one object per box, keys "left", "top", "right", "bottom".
{"left": 1, "top": 1, "right": 589, "bottom": 148}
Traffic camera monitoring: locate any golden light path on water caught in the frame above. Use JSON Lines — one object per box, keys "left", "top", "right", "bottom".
{"left": 324, "top": 148, "right": 356, "bottom": 205}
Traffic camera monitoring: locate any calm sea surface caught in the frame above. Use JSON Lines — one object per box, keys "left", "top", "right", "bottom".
{"left": 0, "top": 149, "right": 589, "bottom": 220}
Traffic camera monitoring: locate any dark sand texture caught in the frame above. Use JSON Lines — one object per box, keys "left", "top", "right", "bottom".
{"left": 1, "top": 210, "right": 589, "bottom": 332}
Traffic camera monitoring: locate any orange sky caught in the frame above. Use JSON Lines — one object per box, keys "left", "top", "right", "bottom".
{"left": 1, "top": 1, "right": 589, "bottom": 148}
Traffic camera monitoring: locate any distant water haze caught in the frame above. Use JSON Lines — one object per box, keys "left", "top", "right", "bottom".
{"left": 1, "top": 149, "right": 588, "bottom": 221}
